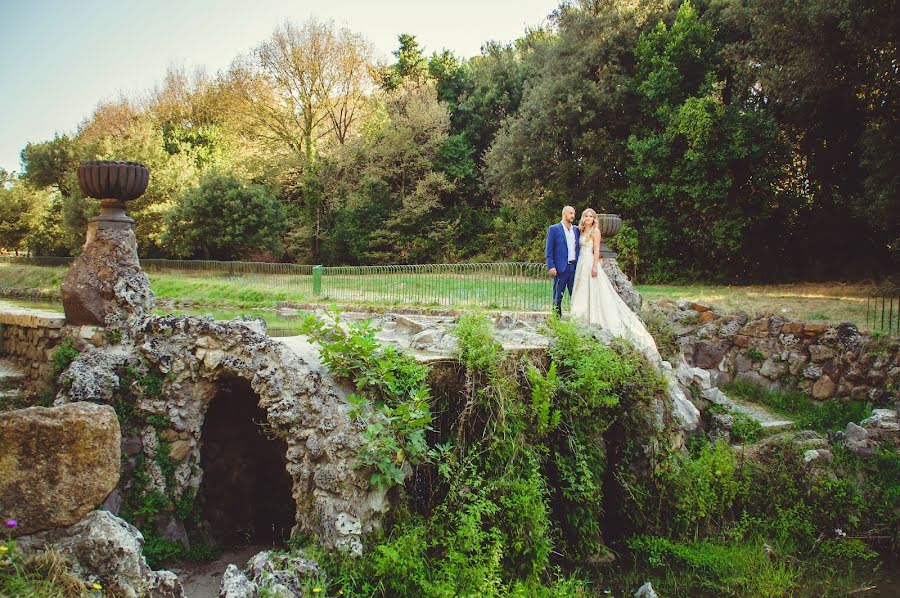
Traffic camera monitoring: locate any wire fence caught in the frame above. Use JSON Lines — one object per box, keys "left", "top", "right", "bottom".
{"left": 0, "top": 256, "right": 557, "bottom": 312}
{"left": 865, "top": 286, "right": 899, "bottom": 336}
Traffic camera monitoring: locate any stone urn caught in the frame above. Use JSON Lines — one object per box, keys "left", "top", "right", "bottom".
{"left": 61, "top": 161, "right": 153, "bottom": 326}
{"left": 596, "top": 213, "right": 621, "bottom": 257}
{"left": 77, "top": 160, "right": 149, "bottom": 229}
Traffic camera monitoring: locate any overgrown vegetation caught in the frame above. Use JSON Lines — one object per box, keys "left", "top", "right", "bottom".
{"left": 106, "top": 360, "right": 218, "bottom": 568}
{"left": 278, "top": 313, "right": 896, "bottom": 596}
{"left": 299, "top": 308, "right": 434, "bottom": 489}
{"left": 0, "top": 541, "right": 95, "bottom": 598}
{"left": 725, "top": 379, "right": 872, "bottom": 432}
{"left": 27, "top": 338, "right": 79, "bottom": 408}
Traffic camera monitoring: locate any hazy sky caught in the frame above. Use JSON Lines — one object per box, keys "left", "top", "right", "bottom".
{"left": 0, "top": 0, "right": 559, "bottom": 174}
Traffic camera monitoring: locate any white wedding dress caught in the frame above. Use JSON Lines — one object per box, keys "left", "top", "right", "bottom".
{"left": 570, "top": 232, "right": 660, "bottom": 357}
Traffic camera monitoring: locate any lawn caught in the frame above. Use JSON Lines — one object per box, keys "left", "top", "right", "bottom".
{"left": 0, "top": 262, "right": 885, "bottom": 330}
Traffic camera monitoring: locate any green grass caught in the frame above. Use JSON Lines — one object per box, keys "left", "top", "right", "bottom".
{"left": 724, "top": 379, "right": 872, "bottom": 432}
{"left": 0, "top": 262, "right": 881, "bottom": 328}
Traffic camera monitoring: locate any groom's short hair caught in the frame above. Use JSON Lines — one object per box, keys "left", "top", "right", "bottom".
{"left": 561, "top": 205, "right": 575, "bottom": 217}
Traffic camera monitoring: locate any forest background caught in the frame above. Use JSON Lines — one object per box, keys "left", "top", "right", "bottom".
{"left": 1, "top": 0, "right": 896, "bottom": 284}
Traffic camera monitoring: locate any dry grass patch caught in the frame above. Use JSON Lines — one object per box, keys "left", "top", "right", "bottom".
{"left": 637, "top": 282, "right": 881, "bottom": 329}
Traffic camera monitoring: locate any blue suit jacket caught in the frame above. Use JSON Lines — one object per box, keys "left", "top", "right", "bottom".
{"left": 545, "top": 222, "right": 580, "bottom": 273}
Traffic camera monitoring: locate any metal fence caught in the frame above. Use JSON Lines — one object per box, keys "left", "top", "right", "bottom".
{"left": 0, "top": 256, "right": 555, "bottom": 311}
{"left": 865, "top": 287, "right": 899, "bottom": 336}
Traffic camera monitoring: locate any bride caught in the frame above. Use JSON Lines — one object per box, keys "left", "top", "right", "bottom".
{"left": 570, "top": 208, "right": 659, "bottom": 357}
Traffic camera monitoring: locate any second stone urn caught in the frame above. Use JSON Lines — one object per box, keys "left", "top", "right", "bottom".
{"left": 596, "top": 213, "right": 621, "bottom": 258}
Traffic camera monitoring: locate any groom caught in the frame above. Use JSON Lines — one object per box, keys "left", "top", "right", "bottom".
{"left": 545, "top": 205, "right": 580, "bottom": 316}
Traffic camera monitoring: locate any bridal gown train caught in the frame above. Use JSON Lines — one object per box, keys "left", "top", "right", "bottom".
{"left": 570, "top": 233, "right": 660, "bottom": 358}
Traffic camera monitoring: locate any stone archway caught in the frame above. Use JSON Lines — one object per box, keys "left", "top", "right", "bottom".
{"left": 198, "top": 376, "right": 296, "bottom": 547}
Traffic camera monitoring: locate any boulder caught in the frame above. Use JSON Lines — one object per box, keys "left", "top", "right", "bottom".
{"left": 602, "top": 257, "right": 642, "bottom": 314}
{"left": 808, "top": 345, "right": 836, "bottom": 363}
{"left": 759, "top": 357, "right": 787, "bottom": 379}
{"left": 698, "top": 310, "right": 719, "bottom": 323}
{"left": 16, "top": 510, "right": 183, "bottom": 598}
{"left": 735, "top": 354, "right": 753, "bottom": 373}
{"left": 0, "top": 402, "right": 120, "bottom": 535}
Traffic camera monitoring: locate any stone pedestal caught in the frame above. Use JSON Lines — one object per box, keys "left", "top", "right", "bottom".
{"left": 603, "top": 257, "right": 643, "bottom": 314}
{"left": 61, "top": 224, "right": 153, "bottom": 326}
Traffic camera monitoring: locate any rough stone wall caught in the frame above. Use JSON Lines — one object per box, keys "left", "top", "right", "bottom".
{"left": 0, "top": 307, "right": 66, "bottom": 389}
{"left": 56, "top": 314, "right": 385, "bottom": 555}
{"left": 652, "top": 300, "right": 899, "bottom": 404}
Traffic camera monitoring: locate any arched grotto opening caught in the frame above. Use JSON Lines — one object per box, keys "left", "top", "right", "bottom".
{"left": 198, "top": 376, "right": 296, "bottom": 547}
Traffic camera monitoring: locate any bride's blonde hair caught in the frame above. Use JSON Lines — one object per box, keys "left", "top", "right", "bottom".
{"left": 578, "top": 208, "right": 599, "bottom": 237}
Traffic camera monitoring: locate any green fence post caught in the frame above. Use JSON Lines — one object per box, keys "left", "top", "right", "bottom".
{"left": 313, "top": 265, "right": 323, "bottom": 296}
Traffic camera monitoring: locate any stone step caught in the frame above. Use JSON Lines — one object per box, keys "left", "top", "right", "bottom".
{"left": 0, "top": 359, "right": 28, "bottom": 390}
{"left": 0, "top": 388, "right": 26, "bottom": 409}
{"left": 702, "top": 387, "right": 795, "bottom": 432}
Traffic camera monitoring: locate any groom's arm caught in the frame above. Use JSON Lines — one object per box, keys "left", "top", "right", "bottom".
{"left": 545, "top": 226, "right": 557, "bottom": 276}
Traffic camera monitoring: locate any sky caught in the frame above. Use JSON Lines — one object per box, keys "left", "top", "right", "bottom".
{"left": 0, "top": 0, "right": 560, "bottom": 175}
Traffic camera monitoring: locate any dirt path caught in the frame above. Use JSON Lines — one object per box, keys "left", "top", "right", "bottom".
{"left": 168, "top": 545, "right": 266, "bottom": 598}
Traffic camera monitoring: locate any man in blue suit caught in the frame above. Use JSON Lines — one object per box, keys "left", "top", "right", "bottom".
{"left": 546, "top": 205, "right": 580, "bottom": 316}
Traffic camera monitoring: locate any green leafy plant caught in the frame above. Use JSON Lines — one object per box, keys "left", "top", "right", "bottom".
{"left": 299, "top": 308, "right": 433, "bottom": 489}
{"left": 744, "top": 347, "right": 765, "bottom": 362}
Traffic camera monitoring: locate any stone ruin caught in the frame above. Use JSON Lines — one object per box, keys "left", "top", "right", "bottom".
{"left": 0, "top": 162, "right": 393, "bottom": 596}
{"left": 7, "top": 160, "right": 845, "bottom": 596}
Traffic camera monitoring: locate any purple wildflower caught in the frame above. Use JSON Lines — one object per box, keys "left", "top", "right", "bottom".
{"left": 4, "top": 520, "right": 16, "bottom": 528}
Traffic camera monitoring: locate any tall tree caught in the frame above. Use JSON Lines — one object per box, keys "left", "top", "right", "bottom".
{"left": 20, "top": 134, "right": 79, "bottom": 197}
{"left": 227, "top": 18, "right": 375, "bottom": 160}
{"left": 227, "top": 18, "right": 374, "bottom": 259}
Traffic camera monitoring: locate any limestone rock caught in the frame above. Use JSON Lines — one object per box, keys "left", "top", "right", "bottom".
{"left": 245, "top": 550, "right": 321, "bottom": 596}
{"left": 410, "top": 328, "right": 446, "bottom": 350}
{"left": 17, "top": 510, "right": 183, "bottom": 598}
{"left": 741, "top": 318, "right": 771, "bottom": 338}
{"left": 0, "top": 402, "right": 120, "bottom": 535}
{"left": 635, "top": 581, "right": 659, "bottom": 598}
{"left": 710, "top": 413, "right": 733, "bottom": 444}
{"left": 760, "top": 357, "right": 787, "bottom": 379}
{"left": 803, "top": 448, "right": 834, "bottom": 465}
{"left": 860, "top": 408, "right": 899, "bottom": 444}
{"left": 61, "top": 227, "right": 154, "bottom": 326}
{"left": 676, "top": 362, "right": 711, "bottom": 390}
{"left": 693, "top": 340, "right": 730, "bottom": 369}
{"left": 669, "top": 384, "right": 700, "bottom": 431}
{"left": 602, "top": 257, "right": 642, "bottom": 314}
{"left": 844, "top": 422, "right": 877, "bottom": 457}
{"left": 701, "top": 387, "right": 729, "bottom": 406}
{"left": 220, "top": 564, "right": 258, "bottom": 598}
{"left": 812, "top": 375, "right": 836, "bottom": 399}
{"left": 808, "top": 345, "right": 836, "bottom": 363}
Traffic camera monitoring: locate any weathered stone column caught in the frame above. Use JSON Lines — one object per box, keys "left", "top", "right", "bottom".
{"left": 61, "top": 161, "right": 154, "bottom": 326}
{"left": 596, "top": 213, "right": 643, "bottom": 313}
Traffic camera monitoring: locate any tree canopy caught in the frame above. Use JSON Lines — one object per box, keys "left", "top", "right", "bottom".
{"left": 10, "top": 4, "right": 897, "bottom": 281}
